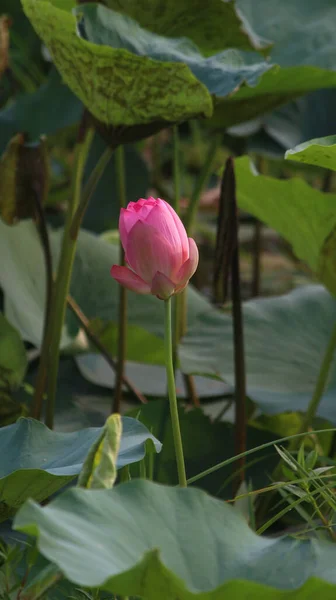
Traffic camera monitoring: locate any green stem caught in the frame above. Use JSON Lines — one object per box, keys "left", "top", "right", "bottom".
{"left": 184, "top": 133, "right": 220, "bottom": 236}
{"left": 172, "top": 125, "right": 181, "bottom": 369}
{"left": 70, "top": 146, "right": 113, "bottom": 239}
{"left": 45, "top": 128, "right": 94, "bottom": 428}
{"left": 189, "top": 119, "right": 202, "bottom": 149}
{"left": 172, "top": 125, "right": 199, "bottom": 404}
{"left": 299, "top": 319, "right": 336, "bottom": 440}
{"left": 164, "top": 298, "right": 187, "bottom": 487}
{"left": 31, "top": 187, "right": 54, "bottom": 420}
{"left": 172, "top": 125, "right": 180, "bottom": 213}
{"left": 113, "top": 145, "right": 127, "bottom": 413}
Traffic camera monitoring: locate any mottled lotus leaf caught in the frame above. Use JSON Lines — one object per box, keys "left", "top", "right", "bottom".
{"left": 104, "top": 0, "right": 271, "bottom": 56}
{"left": 22, "top": 0, "right": 213, "bottom": 126}
{"left": 74, "top": 4, "right": 273, "bottom": 100}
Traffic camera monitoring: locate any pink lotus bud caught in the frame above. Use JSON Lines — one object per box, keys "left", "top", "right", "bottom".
{"left": 111, "top": 197, "right": 199, "bottom": 300}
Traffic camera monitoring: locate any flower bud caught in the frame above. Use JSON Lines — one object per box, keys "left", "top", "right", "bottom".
{"left": 111, "top": 197, "right": 199, "bottom": 300}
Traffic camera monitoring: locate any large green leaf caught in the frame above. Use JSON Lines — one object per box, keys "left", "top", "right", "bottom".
{"left": 14, "top": 480, "right": 336, "bottom": 598}
{"left": 211, "top": 0, "right": 336, "bottom": 126}
{"left": 285, "top": 135, "right": 336, "bottom": 171}
{"left": 235, "top": 156, "right": 336, "bottom": 294}
{"left": 0, "top": 313, "right": 27, "bottom": 391}
{"left": 0, "top": 416, "right": 161, "bottom": 520}
{"left": 237, "top": 0, "right": 336, "bottom": 69}
{"left": 181, "top": 285, "right": 336, "bottom": 424}
{"left": 74, "top": 4, "right": 273, "bottom": 100}
{"left": 22, "top": 0, "right": 213, "bottom": 126}
{"left": 211, "top": 66, "right": 336, "bottom": 128}
{"left": 105, "top": 0, "right": 271, "bottom": 56}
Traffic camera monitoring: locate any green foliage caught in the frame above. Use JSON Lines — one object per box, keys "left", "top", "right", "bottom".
{"left": 235, "top": 156, "right": 336, "bottom": 294}
{"left": 286, "top": 135, "right": 336, "bottom": 171}
{"left": 22, "top": 0, "right": 213, "bottom": 126}
{"left": 181, "top": 285, "right": 336, "bottom": 423}
{"left": 4, "top": 1, "right": 336, "bottom": 596}
{"left": 14, "top": 480, "right": 336, "bottom": 598}
{"left": 236, "top": 89, "right": 336, "bottom": 157}
{"left": 0, "top": 313, "right": 27, "bottom": 392}
{"left": 238, "top": 0, "right": 336, "bottom": 69}
{"left": 130, "top": 401, "right": 278, "bottom": 497}
{"left": 0, "top": 220, "right": 215, "bottom": 364}
{"left": 78, "top": 413, "right": 122, "bottom": 489}
{"left": 0, "top": 416, "right": 161, "bottom": 521}
{"left": 0, "top": 68, "right": 82, "bottom": 154}
{"left": 74, "top": 4, "right": 273, "bottom": 100}
{"left": 82, "top": 135, "right": 150, "bottom": 233}
{"left": 104, "top": 0, "right": 271, "bottom": 55}
{"left": 211, "top": 0, "right": 336, "bottom": 126}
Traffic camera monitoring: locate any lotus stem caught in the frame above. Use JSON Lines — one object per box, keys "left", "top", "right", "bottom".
{"left": 114, "top": 145, "right": 127, "bottom": 413}
{"left": 45, "top": 126, "right": 94, "bottom": 428}
{"left": 164, "top": 297, "right": 187, "bottom": 487}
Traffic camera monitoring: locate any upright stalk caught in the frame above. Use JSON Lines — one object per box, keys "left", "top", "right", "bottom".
{"left": 180, "top": 133, "right": 220, "bottom": 406}
{"left": 172, "top": 125, "right": 180, "bottom": 213}
{"left": 172, "top": 126, "right": 198, "bottom": 405}
{"left": 185, "top": 133, "right": 220, "bottom": 236}
{"left": 251, "top": 156, "right": 265, "bottom": 298}
{"left": 215, "top": 158, "right": 247, "bottom": 493}
{"left": 45, "top": 127, "right": 94, "bottom": 428}
{"left": 172, "top": 125, "right": 181, "bottom": 369}
{"left": 70, "top": 146, "right": 113, "bottom": 238}
{"left": 298, "top": 320, "right": 336, "bottom": 442}
{"left": 113, "top": 145, "right": 127, "bottom": 413}
{"left": 164, "top": 298, "right": 187, "bottom": 487}
{"left": 31, "top": 187, "right": 53, "bottom": 420}
{"left": 251, "top": 219, "right": 262, "bottom": 297}
{"left": 231, "top": 221, "right": 247, "bottom": 490}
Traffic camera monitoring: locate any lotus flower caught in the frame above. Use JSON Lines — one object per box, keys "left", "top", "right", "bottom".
{"left": 111, "top": 197, "right": 199, "bottom": 300}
